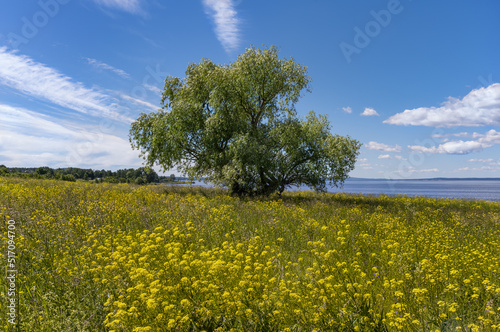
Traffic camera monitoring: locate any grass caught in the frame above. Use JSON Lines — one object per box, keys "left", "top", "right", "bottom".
{"left": 0, "top": 177, "right": 499, "bottom": 331}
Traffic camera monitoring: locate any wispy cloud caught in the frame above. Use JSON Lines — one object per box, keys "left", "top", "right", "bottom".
{"left": 85, "top": 57, "right": 130, "bottom": 78}
{"left": 468, "top": 158, "right": 495, "bottom": 163}
{"left": 465, "top": 158, "right": 500, "bottom": 170}
{"left": 119, "top": 93, "right": 158, "bottom": 111}
{"left": 365, "top": 141, "right": 402, "bottom": 152}
{"left": 384, "top": 83, "right": 500, "bottom": 127}
{"left": 377, "top": 154, "right": 405, "bottom": 160}
{"left": 0, "top": 104, "right": 77, "bottom": 138}
{"left": 361, "top": 107, "right": 379, "bottom": 116}
{"left": 92, "top": 0, "right": 145, "bottom": 15}
{"left": 392, "top": 168, "right": 439, "bottom": 174}
{"left": 0, "top": 47, "right": 126, "bottom": 121}
{"left": 0, "top": 103, "right": 141, "bottom": 169}
{"left": 408, "top": 129, "right": 500, "bottom": 155}
{"left": 202, "top": 0, "right": 240, "bottom": 53}
{"left": 431, "top": 132, "right": 483, "bottom": 139}
{"left": 144, "top": 84, "right": 162, "bottom": 95}
{"left": 456, "top": 166, "right": 499, "bottom": 172}
{"left": 342, "top": 106, "right": 352, "bottom": 114}
{"left": 409, "top": 141, "right": 483, "bottom": 155}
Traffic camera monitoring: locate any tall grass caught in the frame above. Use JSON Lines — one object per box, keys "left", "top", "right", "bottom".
{"left": 0, "top": 178, "right": 499, "bottom": 331}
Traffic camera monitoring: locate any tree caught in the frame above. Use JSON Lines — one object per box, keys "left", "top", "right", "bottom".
{"left": 61, "top": 174, "right": 76, "bottom": 182}
{"left": 130, "top": 46, "right": 361, "bottom": 196}
{"left": 144, "top": 167, "right": 159, "bottom": 183}
{"left": 35, "top": 166, "right": 54, "bottom": 178}
{"left": 126, "top": 170, "right": 135, "bottom": 181}
{"left": 0, "top": 165, "right": 9, "bottom": 176}
{"left": 103, "top": 176, "right": 118, "bottom": 183}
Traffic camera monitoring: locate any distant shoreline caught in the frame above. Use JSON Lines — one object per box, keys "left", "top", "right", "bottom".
{"left": 349, "top": 177, "right": 500, "bottom": 181}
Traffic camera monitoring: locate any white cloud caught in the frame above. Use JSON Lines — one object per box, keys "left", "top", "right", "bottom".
{"left": 456, "top": 166, "right": 499, "bottom": 172}
{"left": 0, "top": 103, "right": 141, "bottom": 169}
{"left": 377, "top": 154, "right": 406, "bottom": 160}
{"left": 0, "top": 107, "right": 73, "bottom": 163}
{"left": 202, "top": 0, "right": 240, "bottom": 53}
{"left": 0, "top": 47, "right": 127, "bottom": 121}
{"left": 119, "top": 94, "right": 158, "bottom": 111}
{"left": 431, "top": 132, "right": 478, "bottom": 138}
{"left": 480, "top": 129, "right": 500, "bottom": 144}
{"left": 361, "top": 107, "right": 379, "bottom": 116}
{"left": 1, "top": 104, "right": 77, "bottom": 138}
{"left": 411, "top": 168, "right": 439, "bottom": 174}
{"left": 468, "top": 158, "right": 494, "bottom": 163}
{"left": 392, "top": 168, "right": 439, "bottom": 175}
{"left": 144, "top": 84, "right": 162, "bottom": 95}
{"left": 365, "top": 141, "right": 402, "bottom": 152}
{"left": 92, "top": 0, "right": 144, "bottom": 15}
{"left": 342, "top": 106, "right": 352, "bottom": 114}
{"left": 384, "top": 83, "right": 500, "bottom": 127}
{"left": 1, "top": 130, "right": 140, "bottom": 169}
{"left": 409, "top": 129, "right": 500, "bottom": 155}
{"left": 417, "top": 168, "right": 438, "bottom": 173}
{"left": 409, "top": 141, "right": 484, "bottom": 155}
{"left": 85, "top": 57, "right": 130, "bottom": 78}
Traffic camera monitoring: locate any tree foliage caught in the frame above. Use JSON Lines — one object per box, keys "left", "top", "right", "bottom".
{"left": 130, "top": 46, "right": 361, "bottom": 195}
{"left": 0, "top": 166, "right": 163, "bottom": 184}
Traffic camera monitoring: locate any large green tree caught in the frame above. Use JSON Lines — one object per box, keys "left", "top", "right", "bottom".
{"left": 130, "top": 46, "right": 361, "bottom": 195}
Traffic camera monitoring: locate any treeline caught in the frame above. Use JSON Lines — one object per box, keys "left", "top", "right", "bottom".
{"left": 0, "top": 165, "right": 177, "bottom": 184}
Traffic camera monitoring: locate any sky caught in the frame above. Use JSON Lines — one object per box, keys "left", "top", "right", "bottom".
{"left": 1, "top": 0, "right": 499, "bottom": 179}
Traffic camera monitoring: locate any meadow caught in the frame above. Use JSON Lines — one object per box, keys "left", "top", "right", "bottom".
{"left": 1, "top": 177, "right": 499, "bottom": 331}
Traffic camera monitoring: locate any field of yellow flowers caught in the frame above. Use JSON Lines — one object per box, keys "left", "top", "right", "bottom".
{"left": 1, "top": 177, "right": 500, "bottom": 331}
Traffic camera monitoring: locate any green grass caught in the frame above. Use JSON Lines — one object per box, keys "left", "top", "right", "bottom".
{"left": 0, "top": 177, "right": 499, "bottom": 331}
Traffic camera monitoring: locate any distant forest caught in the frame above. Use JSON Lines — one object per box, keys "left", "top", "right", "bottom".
{"left": 0, "top": 165, "right": 186, "bottom": 184}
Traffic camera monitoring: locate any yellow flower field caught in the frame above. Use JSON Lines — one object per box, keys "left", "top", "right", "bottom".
{"left": 1, "top": 178, "right": 500, "bottom": 331}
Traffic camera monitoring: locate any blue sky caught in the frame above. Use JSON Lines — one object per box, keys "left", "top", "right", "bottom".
{"left": 1, "top": 0, "right": 499, "bottom": 179}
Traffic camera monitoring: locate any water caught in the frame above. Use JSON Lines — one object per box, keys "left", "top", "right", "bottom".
{"left": 309, "top": 178, "right": 500, "bottom": 202}
{"left": 181, "top": 178, "right": 500, "bottom": 202}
